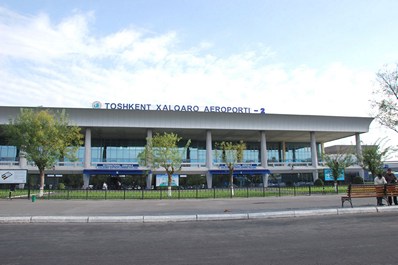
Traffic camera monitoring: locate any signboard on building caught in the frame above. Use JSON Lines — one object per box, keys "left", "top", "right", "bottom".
{"left": 156, "top": 174, "right": 179, "bottom": 187}
{"left": 92, "top": 101, "right": 266, "bottom": 114}
{"left": 0, "top": 170, "right": 27, "bottom": 184}
{"left": 324, "top": 168, "right": 344, "bottom": 181}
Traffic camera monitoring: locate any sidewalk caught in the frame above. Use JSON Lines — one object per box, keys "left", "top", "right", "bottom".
{"left": 1, "top": 195, "right": 397, "bottom": 223}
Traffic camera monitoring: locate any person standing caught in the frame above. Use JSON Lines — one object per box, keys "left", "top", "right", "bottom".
{"left": 384, "top": 168, "right": 397, "bottom": 205}
{"left": 374, "top": 173, "right": 387, "bottom": 206}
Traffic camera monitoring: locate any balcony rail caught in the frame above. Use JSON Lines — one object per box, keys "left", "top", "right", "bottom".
{"left": 3, "top": 159, "right": 397, "bottom": 170}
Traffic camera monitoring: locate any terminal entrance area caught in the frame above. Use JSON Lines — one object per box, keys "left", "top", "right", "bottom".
{"left": 88, "top": 175, "right": 145, "bottom": 190}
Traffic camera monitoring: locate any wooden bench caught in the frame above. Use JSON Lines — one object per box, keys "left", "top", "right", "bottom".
{"left": 385, "top": 184, "right": 398, "bottom": 204}
{"left": 341, "top": 184, "right": 387, "bottom": 208}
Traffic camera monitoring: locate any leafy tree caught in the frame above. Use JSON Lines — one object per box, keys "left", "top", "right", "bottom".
{"left": 372, "top": 64, "right": 398, "bottom": 133}
{"left": 5, "top": 108, "right": 83, "bottom": 197}
{"left": 357, "top": 141, "right": 391, "bottom": 177}
{"left": 322, "top": 148, "right": 355, "bottom": 190}
{"left": 215, "top": 140, "right": 246, "bottom": 196}
{"left": 138, "top": 132, "right": 190, "bottom": 197}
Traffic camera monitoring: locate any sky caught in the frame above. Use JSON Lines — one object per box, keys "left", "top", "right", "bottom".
{"left": 0, "top": 0, "right": 397, "bottom": 154}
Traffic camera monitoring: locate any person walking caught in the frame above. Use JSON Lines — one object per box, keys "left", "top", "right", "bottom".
{"left": 384, "top": 168, "right": 397, "bottom": 205}
{"left": 374, "top": 173, "right": 387, "bottom": 206}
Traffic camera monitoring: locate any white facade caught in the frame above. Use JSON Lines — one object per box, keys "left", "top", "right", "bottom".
{"left": 0, "top": 106, "right": 374, "bottom": 188}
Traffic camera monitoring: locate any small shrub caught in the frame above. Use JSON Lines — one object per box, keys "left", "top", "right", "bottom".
{"left": 352, "top": 176, "right": 364, "bottom": 184}
{"left": 314, "top": 178, "right": 324, "bottom": 187}
{"left": 58, "top": 183, "right": 65, "bottom": 190}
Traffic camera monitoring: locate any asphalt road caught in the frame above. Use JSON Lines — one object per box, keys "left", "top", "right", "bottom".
{"left": 1, "top": 213, "right": 398, "bottom": 265}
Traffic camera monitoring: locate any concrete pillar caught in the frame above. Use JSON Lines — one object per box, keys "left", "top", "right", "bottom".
{"left": 147, "top": 129, "right": 153, "bottom": 140}
{"left": 84, "top": 128, "right": 91, "bottom": 168}
{"left": 146, "top": 173, "right": 153, "bottom": 190}
{"left": 310, "top": 132, "right": 319, "bottom": 181}
{"left": 83, "top": 174, "right": 90, "bottom": 189}
{"left": 19, "top": 152, "right": 27, "bottom": 169}
{"left": 260, "top": 131, "right": 269, "bottom": 187}
{"left": 206, "top": 130, "right": 213, "bottom": 188}
{"left": 206, "top": 172, "right": 213, "bottom": 189}
{"left": 146, "top": 129, "right": 153, "bottom": 189}
{"left": 83, "top": 128, "right": 91, "bottom": 189}
{"left": 355, "top": 133, "right": 365, "bottom": 179}
{"left": 260, "top": 131, "right": 268, "bottom": 167}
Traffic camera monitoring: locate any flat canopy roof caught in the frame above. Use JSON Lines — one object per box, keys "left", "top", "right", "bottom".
{"left": 0, "top": 106, "right": 374, "bottom": 143}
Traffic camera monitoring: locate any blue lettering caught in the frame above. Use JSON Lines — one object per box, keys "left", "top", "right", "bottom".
{"left": 142, "top": 104, "right": 151, "bottom": 110}
{"left": 101, "top": 102, "right": 253, "bottom": 114}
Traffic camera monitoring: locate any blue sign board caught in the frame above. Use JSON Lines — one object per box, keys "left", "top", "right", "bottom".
{"left": 324, "top": 168, "right": 344, "bottom": 181}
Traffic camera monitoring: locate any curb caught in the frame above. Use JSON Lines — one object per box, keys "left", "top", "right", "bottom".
{"left": 1, "top": 206, "right": 398, "bottom": 223}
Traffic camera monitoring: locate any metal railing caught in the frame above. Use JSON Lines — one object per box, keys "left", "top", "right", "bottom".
{"left": 0, "top": 185, "right": 345, "bottom": 200}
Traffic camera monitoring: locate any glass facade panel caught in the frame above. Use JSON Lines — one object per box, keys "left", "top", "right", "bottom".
{"left": 185, "top": 141, "right": 206, "bottom": 164}
{"left": 0, "top": 135, "right": 321, "bottom": 167}
{"left": 284, "top": 142, "right": 320, "bottom": 163}
{"left": 91, "top": 139, "right": 146, "bottom": 163}
{"left": 0, "top": 145, "right": 17, "bottom": 161}
{"left": 267, "top": 142, "right": 281, "bottom": 162}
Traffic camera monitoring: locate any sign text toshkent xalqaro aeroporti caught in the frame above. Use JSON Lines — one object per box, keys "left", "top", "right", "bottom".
{"left": 93, "top": 102, "right": 265, "bottom": 114}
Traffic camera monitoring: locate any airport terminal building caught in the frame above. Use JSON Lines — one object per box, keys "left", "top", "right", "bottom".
{"left": 0, "top": 104, "right": 374, "bottom": 189}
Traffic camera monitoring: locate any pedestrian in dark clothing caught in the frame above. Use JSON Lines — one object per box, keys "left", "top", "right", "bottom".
{"left": 384, "top": 168, "right": 398, "bottom": 205}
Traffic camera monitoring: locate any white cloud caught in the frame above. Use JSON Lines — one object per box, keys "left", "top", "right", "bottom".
{"left": 0, "top": 7, "right": 378, "bottom": 120}
{"left": 1, "top": 7, "right": 396, "bottom": 150}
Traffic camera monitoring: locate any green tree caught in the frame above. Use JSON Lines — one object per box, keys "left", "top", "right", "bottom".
{"left": 357, "top": 142, "right": 390, "bottom": 177}
{"left": 322, "top": 149, "right": 355, "bottom": 190}
{"left": 138, "top": 132, "right": 190, "bottom": 197}
{"left": 215, "top": 140, "right": 246, "bottom": 196}
{"left": 5, "top": 108, "right": 83, "bottom": 197}
{"left": 372, "top": 64, "right": 398, "bottom": 133}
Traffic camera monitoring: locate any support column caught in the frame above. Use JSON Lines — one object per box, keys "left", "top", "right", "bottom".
{"left": 19, "top": 152, "right": 27, "bottom": 169}
{"left": 18, "top": 152, "right": 27, "bottom": 189}
{"left": 260, "top": 131, "right": 269, "bottom": 187}
{"left": 355, "top": 133, "right": 365, "bottom": 179}
{"left": 310, "top": 132, "right": 319, "bottom": 181}
{"left": 146, "top": 129, "right": 153, "bottom": 189}
{"left": 206, "top": 130, "right": 213, "bottom": 188}
{"left": 83, "top": 128, "right": 91, "bottom": 189}
{"left": 281, "top": 142, "right": 286, "bottom": 164}
{"left": 84, "top": 128, "right": 91, "bottom": 168}
{"left": 83, "top": 174, "right": 90, "bottom": 189}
